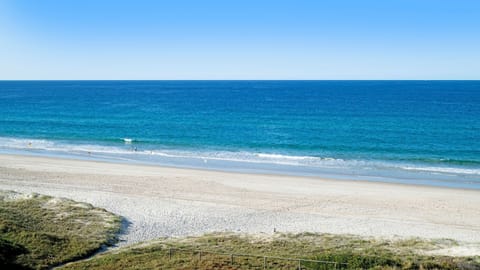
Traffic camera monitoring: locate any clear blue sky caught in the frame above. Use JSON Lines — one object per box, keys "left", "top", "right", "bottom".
{"left": 1, "top": 0, "right": 479, "bottom": 79}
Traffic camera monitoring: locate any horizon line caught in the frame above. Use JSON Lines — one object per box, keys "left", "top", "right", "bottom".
{"left": 1, "top": 79, "right": 479, "bottom": 81}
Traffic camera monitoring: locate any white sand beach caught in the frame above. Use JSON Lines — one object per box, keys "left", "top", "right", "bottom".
{"left": 0, "top": 154, "right": 479, "bottom": 254}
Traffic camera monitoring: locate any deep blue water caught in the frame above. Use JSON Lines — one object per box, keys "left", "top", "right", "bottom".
{"left": 1, "top": 81, "right": 479, "bottom": 188}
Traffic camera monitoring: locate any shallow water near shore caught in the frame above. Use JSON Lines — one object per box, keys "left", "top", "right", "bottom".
{"left": 0, "top": 80, "right": 479, "bottom": 189}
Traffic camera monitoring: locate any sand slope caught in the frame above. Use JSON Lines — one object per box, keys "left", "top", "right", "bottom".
{"left": 0, "top": 154, "right": 479, "bottom": 252}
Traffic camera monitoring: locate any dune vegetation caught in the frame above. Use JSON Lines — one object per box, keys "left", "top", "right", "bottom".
{"left": 61, "top": 233, "right": 480, "bottom": 270}
{"left": 1, "top": 190, "right": 479, "bottom": 270}
{"left": 0, "top": 191, "right": 121, "bottom": 269}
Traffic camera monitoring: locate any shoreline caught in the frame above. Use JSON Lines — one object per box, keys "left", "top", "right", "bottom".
{"left": 1, "top": 152, "right": 475, "bottom": 192}
{"left": 1, "top": 153, "right": 479, "bottom": 253}
{"left": 1, "top": 148, "right": 479, "bottom": 190}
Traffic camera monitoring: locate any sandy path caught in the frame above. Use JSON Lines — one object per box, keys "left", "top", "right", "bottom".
{"left": 0, "top": 154, "right": 479, "bottom": 250}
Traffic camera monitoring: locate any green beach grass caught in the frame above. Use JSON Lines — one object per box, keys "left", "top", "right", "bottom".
{"left": 0, "top": 190, "right": 121, "bottom": 269}
{"left": 61, "top": 233, "right": 480, "bottom": 270}
{"left": 1, "top": 190, "right": 478, "bottom": 270}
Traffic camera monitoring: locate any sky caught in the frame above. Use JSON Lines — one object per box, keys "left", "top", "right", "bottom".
{"left": 0, "top": 0, "right": 479, "bottom": 80}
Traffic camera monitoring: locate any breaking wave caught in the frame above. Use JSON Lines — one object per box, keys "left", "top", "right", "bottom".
{"left": 0, "top": 137, "right": 479, "bottom": 178}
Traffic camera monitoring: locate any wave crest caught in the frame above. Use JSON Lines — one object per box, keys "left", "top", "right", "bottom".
{"left": 0, "top": 137, "right": 479, "bottom": 177}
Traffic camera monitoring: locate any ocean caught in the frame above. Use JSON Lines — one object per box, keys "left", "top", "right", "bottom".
{"left": 0, "top": 80, "right": 479, "bottom": 189}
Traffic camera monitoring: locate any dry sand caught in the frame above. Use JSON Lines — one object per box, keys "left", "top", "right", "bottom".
{"left": 0, "top": 154, "right": 479, "bottom": 254}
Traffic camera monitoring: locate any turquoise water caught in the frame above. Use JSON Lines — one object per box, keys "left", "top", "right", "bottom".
{"left": 0, "top": 81, "right": 479, "bottom": 188}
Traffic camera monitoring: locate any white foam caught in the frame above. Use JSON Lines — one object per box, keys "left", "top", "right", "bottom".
{"left": 256, "top": 153, "right": 316, "bottom": 160}
{"left": 400, "top": 166, "right": 480, "bottom": 175}
{"left": 0, "top": 137, "right": 134, "bottom": 156}
{"left": 0, "top": 137, "right": 478, "bottom": 177}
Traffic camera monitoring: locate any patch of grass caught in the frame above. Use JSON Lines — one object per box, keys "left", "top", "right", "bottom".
{"left": 61, "top": 233, "right": 480, "bottom": 270}
{"left": 0, "top": 190, "right": 121, "bottom": 270}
